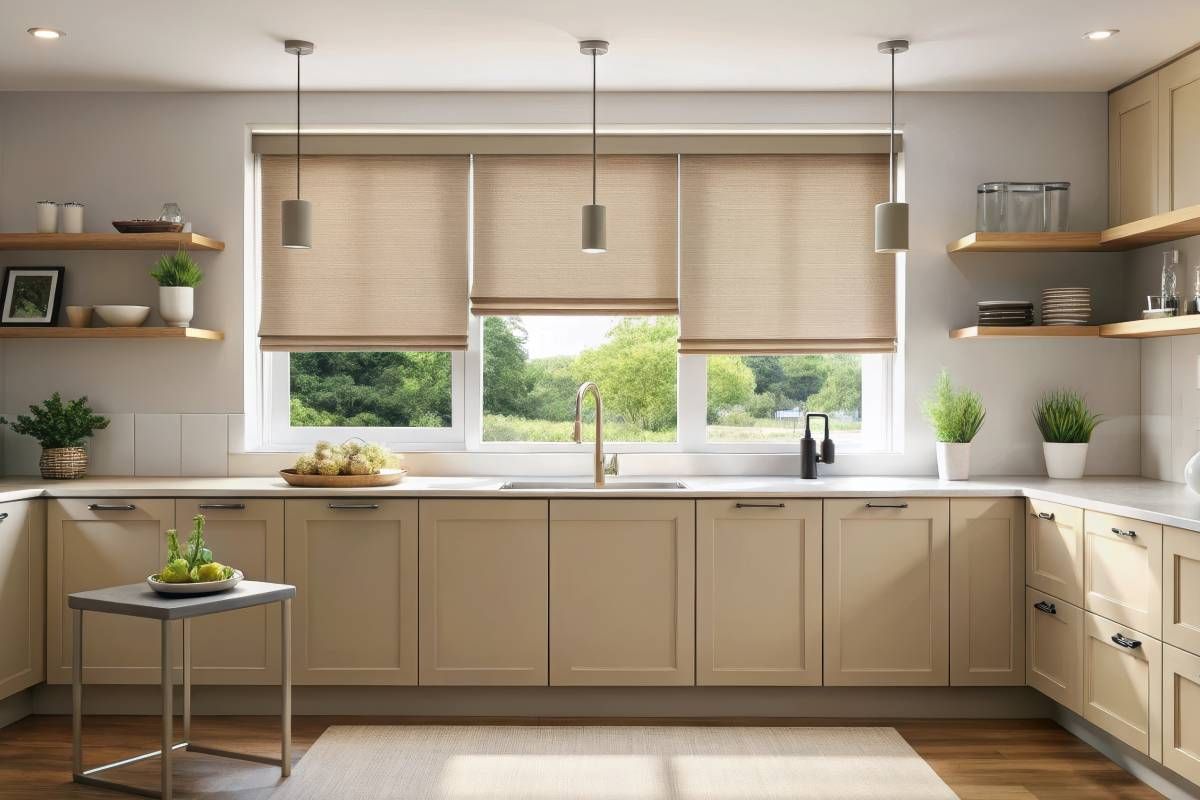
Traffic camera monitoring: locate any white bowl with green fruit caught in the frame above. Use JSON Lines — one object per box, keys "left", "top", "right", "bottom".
{"left": 147, "top": 514, "right": 243, "bottom": 595}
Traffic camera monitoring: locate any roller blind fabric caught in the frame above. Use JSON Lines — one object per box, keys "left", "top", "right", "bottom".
{"left": 678, "top": 154, "right": 896, "bottom": 354}
{"left": 258, "top": 154, "right": 469, "bottom": 351}
{"left": 471, "top": 155, "right": 678, "bottom": 315}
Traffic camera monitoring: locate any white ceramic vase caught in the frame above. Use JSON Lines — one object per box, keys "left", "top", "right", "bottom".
{"left": 1185, "top": 451, "right": 1200, "bottom": 496}
{"left": 935, "top": 441, "right": 971, "bottom": 481}
{"left": 1043, "top": 442, "right": 1089, "bottom": 479}
{"left": 158, "top": 286, "right": 194, "bottom": 328}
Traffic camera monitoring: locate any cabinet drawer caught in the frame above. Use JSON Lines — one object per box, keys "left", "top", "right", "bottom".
{"left": 1083, "top": 612, "right": 1162, "bottom": 760}
{"left": 1164, "top": 644, "right": 1200, "bottom": 784}
{"left": 1084, "top": 511, "right": 1162, "bottom": 637}
{"left": 1026, "top": 500, "right": 1083, "bottom": 606}
{"left": 1164, "top": 526, "right": 1200, "bottom": 655}
{"left": 1027, "top": 587, "right": 1084, "bottom": 715}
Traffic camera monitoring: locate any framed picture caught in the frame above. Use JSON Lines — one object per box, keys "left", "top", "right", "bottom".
{"left": 0, "top": 267, "right": 65, "bottom": 326}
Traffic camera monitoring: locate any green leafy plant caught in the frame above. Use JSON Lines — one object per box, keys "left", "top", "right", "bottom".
{"left": 1034, "top": 390, "right": 1102, "bottom": 443}
{"left": 922, "top": 369, "right": 985, "bottom": 443}
{"left": 0, "top": 393, "right": 108, "bottom": 449}
{"left": 158, "top": 515, "right": 233, "bottom": 583}
{"left": 150, "top": 248, "right": 203, "bottom": 288}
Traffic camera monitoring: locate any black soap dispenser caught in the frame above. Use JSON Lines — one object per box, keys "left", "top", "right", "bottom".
{"left": 800, "top": 413, "right": 835, "bottom": 479}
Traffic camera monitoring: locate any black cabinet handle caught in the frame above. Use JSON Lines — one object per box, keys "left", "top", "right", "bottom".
{"left": 0, "top": 512, "right": 9, "bottom": 522}
{"left": 1111, "top": 527, "right": 1138, "bottom": 539}
{"left": 1111, "top": 633, "right": 1142, "bottom": 650}
{"left": 1034, "top": 600, "right": 1057, "bottom": 615}
{"left": 1032, "top": 511, "right": 1056, "bottom": 521}
{"left": 328, "top": 503, "right": 380, "bottom": 511}
{"left": 199, "top": 503, "right": 246, "bottom": 511}
{"left": 88, "top": 504, "right": 136, "bottom": 511}
{"left": 735, "top": 503, "right": 785, "bottom": 509}
{"left": 865, "top": 502, "right": 908, "bottom": 509}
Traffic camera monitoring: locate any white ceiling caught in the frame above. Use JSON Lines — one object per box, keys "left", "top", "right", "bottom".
{"left": 2, "top": 0, "right": 1198, "bottom": 93}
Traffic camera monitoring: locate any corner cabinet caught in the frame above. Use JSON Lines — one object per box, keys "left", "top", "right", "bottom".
{"left": 696, "top": 499, "right": 821, "bottom": 686}
{"left": 1109, "top": 73, "right": 1160, "bottom": 225}
{"left": 1158, "top": 49, "right": 1200, "bottom": 212}
{"left": 0, "top": 500, "right": 45, "bottom": 701}
{"left": 284, "top": 499, "right": 418, "bottom": 685}
{"left": 549, "top": 499, "right": 695, "bottom": 686}
{"left": 823, "top": 498, "right": 949, "bottom": 686}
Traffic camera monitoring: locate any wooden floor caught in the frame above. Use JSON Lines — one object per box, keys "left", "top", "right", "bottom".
{"left": 0, "top": 715, "right": 1164, "bottom": 799}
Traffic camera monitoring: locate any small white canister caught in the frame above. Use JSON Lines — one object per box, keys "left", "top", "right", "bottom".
{"left": 60, "top": 202, "right": 84, "bottom": 234}
{"left": 35, "top": 201, "right": 59, "bottom": 233}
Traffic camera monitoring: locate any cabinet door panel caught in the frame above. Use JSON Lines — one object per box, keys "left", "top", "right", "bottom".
{"left": 550, "top": 500, "right": 694, "bottom": 686}
{"left": 1109, "top": 74, "right": 1159, "bottom": 224}
{"left": 1164, "top": 644, "right": 1200, "bottom": 784}
{"left": 1027, "top": 588, "right": 1084, "bottom": 715}
{"left": 1083, "top": 511, "right": 1161, "bottom": 637}
{"left": 1083, "top": 612, "right": 1162, "bottom": 760}
{"left": 1164, "top": 525, "right": 1200, "bottom": 656}
{"left": 1026, "top": 499, "right": 1083, "bottom": 606}
{"left": 285, "top": 499, "right": 418, "bottom": 685}
{"left": 176, "top": 500, "right": 284, "bottom": 684}
{"left": 0, "top": 500, "right": 44, "bottom": 700}
{"left": 950, "top": 498, "right": 1025, "bottom": 685}
{"left": 419, "top": 499, "right": 548, "bottom": 686}
{"left": 823, "top": 498, "right": 949, "bottom": 686}
{"left": 696, "top": 499, "right": 821, "bottom": 686}
{"left": 1160, "top": 50, "right": 1200, "bottom": 211}
{"left": 47, "top": 499, "right": 176, "bottom": 684}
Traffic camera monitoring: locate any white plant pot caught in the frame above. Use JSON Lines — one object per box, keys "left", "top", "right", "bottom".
{"left": 1043, "top": 442, "right": 1089, "bottom": 479}
{"left": 158, "top": 286, "right": 194, "bottom": 328}
{"left": 935, "top": 442, "right": 972, "bottom": 481}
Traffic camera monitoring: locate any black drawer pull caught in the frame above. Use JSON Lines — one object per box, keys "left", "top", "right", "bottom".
{"left": 1111, "top": 633, "right": 1142, "bottom": 650}
{"left": 1034, "top": 600, "right": 1057, "bottom": 615}
{"left": 1032, "top": 511, "right": 1056, "bottom": 521}
{"left": 0, "top": 512, "right": 9, "bottom": 522}
{"left": 865, "top": 502, "right": 908, "bottom": 509}
{"left": 1111, "top": 527, "right": 1138, "bottom": 539}
{"left": 328, "top": 503, "right": 380, "bottom": 511}
{"left": 87, "top": 504, "right": 136, "bottom": 511}
{"left": 199, "top": 503, "right": 246, "bottom": 510}
{"left": 735, "top": 503, "right": 785, "bottom": 509}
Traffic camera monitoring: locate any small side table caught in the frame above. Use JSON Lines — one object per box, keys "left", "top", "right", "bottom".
{"left": 68, "top": 580, "right": 296, "bottom": 800}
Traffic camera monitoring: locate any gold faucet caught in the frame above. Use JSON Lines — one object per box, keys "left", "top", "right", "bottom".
{"left": 573, "top": 381, "right": 607, "bottom": 487}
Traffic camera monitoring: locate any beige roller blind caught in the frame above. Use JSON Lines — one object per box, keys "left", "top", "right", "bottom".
{"left": 259, "top": 154, "right": 469, "bottom": 351}
{"left": 679, "top": 154, "right": 896, "bottom": 354}
{"left": 472, "top": 155, "right": 678, "bottom": 315}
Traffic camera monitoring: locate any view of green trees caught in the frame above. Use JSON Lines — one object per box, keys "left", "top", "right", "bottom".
{"left": 289, "top": 317, "right": 862, "bottom": 442}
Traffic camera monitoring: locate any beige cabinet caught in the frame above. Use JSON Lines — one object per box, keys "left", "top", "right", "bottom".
{"left": 1083, "top": 612, "right": 1162, "bottom": 760}
{"left": 1109, "top": 74, "right": 1160, "bottom": 225}
{"left": 696, "top": 499, "right": 821, "bottom": 686}
{"left": 549, "top": 499, "right": 695, "bottom": 686}
{"left": 1163, "top": 644, "right": 1200, "bottom": 785}
{"left": 823, "top": 498, "right": 949, "bottom": 686}
{"left": 1026, "top": 499, "right": 1083, "bottom": 606}
{"left": 949, "top": 498, "right": 1025, "bottom": 686}
{"left": 1158, "top": 49, "right": 1200, "bottom": 212}
{"left": 0, "top": 500, "right": 45, "bottom": 700}
{"left": 419, "top": 499, "right": 548, "bottom": 686}
{"left": 176, "top": 500, "right": 284, "bottom": 684}
{"left": 1164, "top": 525, "right": 1200, "bottom": 655}
{"left": 285, "top": 499, "right": 418, "bottom": 685}
{"left": 1027, "top": 588, "right": 1084, "bottom": 715}
{"left": 1083, "top": 511, "right": 1162, "bottom": 637}
{"left": 47, "top": 498, "right": 175, "bottom": 684}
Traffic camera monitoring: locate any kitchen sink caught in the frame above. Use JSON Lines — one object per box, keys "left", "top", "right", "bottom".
{"left": 500, "top": 480, "right": 687, "bottom": 490}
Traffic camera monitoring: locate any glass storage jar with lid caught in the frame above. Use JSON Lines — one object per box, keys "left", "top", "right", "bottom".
{"left": 1043, "top": 182, "right": 1070, "bottom": 231}
{"left": 976, "top": 183, "right": 1005, "bottom": 232}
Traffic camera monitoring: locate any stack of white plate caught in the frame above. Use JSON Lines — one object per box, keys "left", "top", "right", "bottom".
{"left": 1041, "top": 288, "right": 1092, "bottom": 326}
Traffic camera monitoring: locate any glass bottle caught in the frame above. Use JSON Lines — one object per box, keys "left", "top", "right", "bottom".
{"left": 157, "top": 202, "right": 183, "bottom": 224}
{"left": 1162, "top": 249, "right": 1179, "bottom": 316}
{"left": 1190, "top": 264, "right": 1200, "bottom": 315}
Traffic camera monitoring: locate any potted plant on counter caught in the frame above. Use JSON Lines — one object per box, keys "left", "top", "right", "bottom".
{"left": 0, "top": 393, "right": 108, "bottom": 479}
{"left": 922, "top": 369, "right": 985, "bottom": 481}
{"left": 150, "top": 248, "right": 203, "bottom": 327}
{"left": 1034, "top": 389, "right": 1102, "bottom": 479}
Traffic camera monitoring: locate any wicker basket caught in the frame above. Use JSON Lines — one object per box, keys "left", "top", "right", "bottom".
{"left": 40, "top": 447, "right": 88, "bottom": 480}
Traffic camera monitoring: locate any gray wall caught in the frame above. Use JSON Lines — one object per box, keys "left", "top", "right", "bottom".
{"left": 0, "top": 90, "right": 1140, "bottom": 476}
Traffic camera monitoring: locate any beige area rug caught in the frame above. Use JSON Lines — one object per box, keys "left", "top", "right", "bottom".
{"left": 267, "top": 725, "right": 959, "bottom": 800}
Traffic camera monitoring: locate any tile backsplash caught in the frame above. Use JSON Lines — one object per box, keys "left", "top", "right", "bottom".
{"left": 1141, "top": 334, "right": 1200, "bottom": 483}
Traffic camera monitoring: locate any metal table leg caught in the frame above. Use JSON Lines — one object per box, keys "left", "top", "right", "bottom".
{"left": 161, "top": 619, "right": 173, "bottom": 800}
{"left": 182, "top": 618, "right": 191, "bottom": 743}
{"left": 282, "top": 597, "right": 292, "bottom": 777}
{"left": 71, "top": 609, "right": 82, "bottom": 775}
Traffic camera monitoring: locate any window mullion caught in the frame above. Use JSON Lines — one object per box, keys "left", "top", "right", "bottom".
{"left": 677, "top": 354, "right": 707, "bottom": 451}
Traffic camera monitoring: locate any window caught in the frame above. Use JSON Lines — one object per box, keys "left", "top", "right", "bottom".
{"left": 290, "top": 352, "right": 453, "bottom": 428}
{"left": 482, "top": 316, "right": 678, "bottom": 444}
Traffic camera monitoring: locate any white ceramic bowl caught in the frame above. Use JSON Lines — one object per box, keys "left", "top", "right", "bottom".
{"left": 95, "top": 305, "right": 150, "bottom": 327}
{"left": 147, "top": 569, "right": 244, "bottom": 595}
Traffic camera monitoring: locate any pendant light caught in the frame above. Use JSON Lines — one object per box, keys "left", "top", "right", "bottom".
{"left": 874, "top": 39, "right": 909, "bottom": 254}
{"left": 580, "top": 40, "right": 609, "bottom": 254}
{"left": 282, "top": 39, "right": 314, "bottom": 249}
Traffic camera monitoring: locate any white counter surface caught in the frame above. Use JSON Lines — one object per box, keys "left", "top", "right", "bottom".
{"left": 2, "top": 474, "right": 1200, "bottom": 533}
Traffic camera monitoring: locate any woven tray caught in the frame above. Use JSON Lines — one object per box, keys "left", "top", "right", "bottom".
{"left": 279, "top": 468, "right": 406, "bottom": 488}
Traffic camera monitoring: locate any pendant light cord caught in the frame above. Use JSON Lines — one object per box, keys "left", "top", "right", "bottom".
{"left": 296, "top": 50, "right": 301, "bottom": 200}
{"left": 591, "top": 51, "right": 597, "bottom": 205}
{"left": 888, "top": 48, "right": 895, "bottom": 204}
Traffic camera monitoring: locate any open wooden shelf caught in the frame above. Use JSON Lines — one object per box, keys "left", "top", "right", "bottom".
{"left": 1100, "top": 203, "right": 1200, "bottom": 248}
{"left": 0, "top": 327, "right": 223, "bottom": 341}
{"left": 1097, "top": 317, "right": 1200, "bottom": 339}
{"left": 0, "top": 233, "right": 224, "bottom": 252}
{"left": 947, "top": 203, "right": 1200, "bottom": 254}
{"left": 950, "top": 325, "right": 1101, "bottom": 339}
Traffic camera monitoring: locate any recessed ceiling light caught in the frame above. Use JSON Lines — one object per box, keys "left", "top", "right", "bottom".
{"left": 1083, "top": 29, "right": 1119, "bottom": 41}
{"left": 27, "top": 27, "right": 65, "bottom": 40}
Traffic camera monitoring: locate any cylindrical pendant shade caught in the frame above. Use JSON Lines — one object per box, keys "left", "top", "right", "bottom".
{"left": 281, "top": 198, "right": 312, "bottom": 249}
{"left": 874, "top": 201, "right": 908, "bottom": 253}
{"left": 582, "top": 203, "right": 607, "bottom": 254}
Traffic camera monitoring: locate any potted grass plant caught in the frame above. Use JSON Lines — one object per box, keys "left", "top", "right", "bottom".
{"left": 1034, "top": 389, "right": 1102, "bottom": 479}
{"left": 0, "top": 393, "right": 109, "bottom": 479}
{"left": 150, "top": 248, "right": 203, "bottom": 327}
{"left": 922, "top": 369, "right": 985, "bottom": 481}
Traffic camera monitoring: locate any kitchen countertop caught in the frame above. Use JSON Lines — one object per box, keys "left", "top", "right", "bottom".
{"left": 1, "top": 474, "right": 1199, "bottom": 533}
